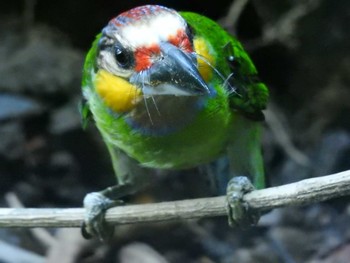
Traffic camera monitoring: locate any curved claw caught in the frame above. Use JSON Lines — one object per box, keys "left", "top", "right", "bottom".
{"left": 226, "top": 176, "right": 260, "bottom": 228}
{"left": 82, "top": 192, "right": 123, "bottom": 241}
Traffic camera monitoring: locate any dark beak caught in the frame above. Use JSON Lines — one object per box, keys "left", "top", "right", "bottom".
{"left": 131, "top": 42, "right": 210, "bottom": 96}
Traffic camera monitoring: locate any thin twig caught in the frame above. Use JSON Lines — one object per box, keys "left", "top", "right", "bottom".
{"left": 0, "top": 170, "right": 349, "bottom": 228}
{"left": 5, "top": 192, "right": 57, "bottom": 248}
{"left": 222, "top": 0, "right": 250, "bottom": 32}
{"left": 265, "top": 105, "right": 310, "bottom": 166}
{"left": 250, "top": 0, "right": 321, "bottom": 48}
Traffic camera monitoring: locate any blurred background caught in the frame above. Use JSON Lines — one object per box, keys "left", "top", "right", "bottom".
{"left": 0, "top": 0, "right": 350, "bottom": 262}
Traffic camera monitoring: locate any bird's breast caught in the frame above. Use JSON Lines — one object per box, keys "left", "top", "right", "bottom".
{"left": 92, "top": 83, "right": 232, "bottom": 169}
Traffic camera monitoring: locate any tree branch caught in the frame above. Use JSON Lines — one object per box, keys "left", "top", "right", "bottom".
{"left": 0, "top": 170, "right": 349, "bottom": 228}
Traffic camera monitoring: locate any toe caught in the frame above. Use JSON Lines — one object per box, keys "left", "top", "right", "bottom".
{"left": 226, "top": 176, "right": 260, "bottom": 228}
{"left": 82, "top": 192, "right": 120, "bottom": 241}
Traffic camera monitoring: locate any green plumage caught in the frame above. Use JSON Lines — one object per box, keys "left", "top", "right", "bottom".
{"left": 82, "top": 9, "right": 268, "bottom": 189}
{"left": 181, "top": 12, "right": 268, "bottom": 118}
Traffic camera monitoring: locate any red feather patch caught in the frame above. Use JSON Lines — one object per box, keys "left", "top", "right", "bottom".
{"left": 135, "top": 44, "right": 161, "bottom": 72}
{"left": 169, "top": 30, "right": 193, "bottom": 53}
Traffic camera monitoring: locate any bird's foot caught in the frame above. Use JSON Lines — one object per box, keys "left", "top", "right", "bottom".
{"left": 226, "top": 176, "right": 260, "bottom": 228}
{"left": 81, "top": 191, "right": 123, "bottom": 241}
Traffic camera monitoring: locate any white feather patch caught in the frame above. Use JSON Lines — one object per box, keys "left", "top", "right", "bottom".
{"left": 116, "top": 13, "right": 186, "bottom": 49}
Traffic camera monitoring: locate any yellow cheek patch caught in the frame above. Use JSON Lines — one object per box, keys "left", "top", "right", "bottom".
{"left": 95, "top": 69, "right": 142, "bottom": 113}
{"left": 193, "top": 37, "right": 215, "bottom": 82}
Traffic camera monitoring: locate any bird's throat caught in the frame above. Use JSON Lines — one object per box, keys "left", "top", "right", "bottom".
{"left": 125, "top": 95, "right": 205, "bottom": 136}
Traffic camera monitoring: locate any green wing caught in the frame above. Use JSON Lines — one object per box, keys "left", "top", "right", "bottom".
{"left": 79, "top": 97, "right": 91, "bottom": 130}
{"left": 80, "top": 34, "right": 101, "bottom": 129}
{"left": 223, "top": 41, "right": 269, "bottom": 121}
{"left": 181, "top": 12, "right": 269, "bottom": 121}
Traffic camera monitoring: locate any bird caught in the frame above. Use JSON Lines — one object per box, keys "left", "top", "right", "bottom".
{"left": 81, "top": 4, "right": 269, "bottom": 241}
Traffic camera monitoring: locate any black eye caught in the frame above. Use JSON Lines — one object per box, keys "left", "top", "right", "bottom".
{"left": 114, "top": 46, "right": 132, "bottom": 69}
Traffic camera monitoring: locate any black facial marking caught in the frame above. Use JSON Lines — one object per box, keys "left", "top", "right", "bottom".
{"left": 98, "top": 36, "right": 112, "bottom": 51}
{"left": 186, "top": 23, "right": 194, "bottom": 45}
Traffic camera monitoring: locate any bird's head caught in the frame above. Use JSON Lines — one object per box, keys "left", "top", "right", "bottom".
{"left": 93, "top": 5, "right": 212, "bottom": 113}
